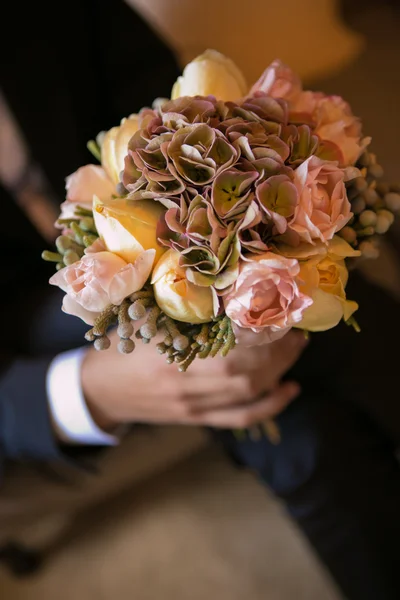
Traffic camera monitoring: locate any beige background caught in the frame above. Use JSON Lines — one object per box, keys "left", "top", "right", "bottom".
{"left": 128, "top": 0, "right": 363, "bottom": 85}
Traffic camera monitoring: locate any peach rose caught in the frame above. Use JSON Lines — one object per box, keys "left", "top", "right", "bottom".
{"left": 224, "top": 252, "right": 313, "bottom": 343}
{"left": 249, "top": 59, "right": 302, "bottom": 102}
{"left": 58, "top": 165, "right": 115, "bottom": 224}
{"left": 289, "top": 156, "right": 352, "bottom": 244}
{"left": 50, "top": 239, "right": 155, "bottom": 325}
{"left": 251, "top": 61, "right": 369, "bottom": 167}
{"left": 290, "top": 92, "right": 370, "bottom": 166}
{"left": 310, "top": 95, "right": 370, "bottom": 167}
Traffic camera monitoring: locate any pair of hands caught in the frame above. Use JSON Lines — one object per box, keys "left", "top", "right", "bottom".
{"left": 81, "top": 329, "right": 309, "bottom": 431}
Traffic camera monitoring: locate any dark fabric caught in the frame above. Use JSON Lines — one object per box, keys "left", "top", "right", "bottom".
{"left": 1, "top": 0, "right": 181, "bottom": 198}
{"left": 2, "top": 3, "right": 400, "bottom": 598}
{"left": 0, "top": 1, "right": 180, "bottom": 465}
{"left": 215, "top": 273, "right": 400, "bottom": 600}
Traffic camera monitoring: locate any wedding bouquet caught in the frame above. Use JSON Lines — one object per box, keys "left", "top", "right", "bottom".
{"left": 44, "top": 50, "right": 399, "bottom": 372}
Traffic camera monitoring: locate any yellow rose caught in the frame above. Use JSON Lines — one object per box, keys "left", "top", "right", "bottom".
{"left": 93, "top": 196, "right": 166, "bottom": 265}
{"left": 151, "top": 250, "right": 216, "bottom": 324}
{"left": 171, "top": 50, "right": 247, "bottom": 101}
{"left": 275, "top": 236, "right": 360, "bottom": 332}
{"left": 101, "top": 115, "right": 139, "bottom": 185}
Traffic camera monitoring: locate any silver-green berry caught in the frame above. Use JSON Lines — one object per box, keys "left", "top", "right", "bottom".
{"left": 118, "top": 338, "right": 135, "bottom": 354}
{"left": 94, "top": 335, "right": 111, "bottom": 351}
{"left": 173, "top": 335, "right": 189, "bottom": 351}
{"left": 128, "top": 300, "right": 147, "bottom": 320}
{"left": 384, "top": 192, "right": 400, "bottom": 212}
{"left": 359, "top": 210, "right": 377, "bottom": 228}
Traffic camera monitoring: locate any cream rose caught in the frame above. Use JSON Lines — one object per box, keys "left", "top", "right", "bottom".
{"left": 93, "top": 196, "right": 166, "bottom": 265}
{"left": 101, "top": 115, "right": 139, "bottom": 185}
{"left": 58, "top": 165, "right": 115, "bottom": 224}
{"left": 278, "top": 236, "right": 360, "bottom": 331}
{"left": 151, "top": 250, "right": 216, "bottom": 324}
{"left": 289, "top": 156, "right": 352, "bottom": 244}
{"left": 224, "top": 252, "right": 313, "bottom": 343}
{"left": 49, "top": 239, "right": 155, "bottom": 325}
{"left": 171, "top": 49, "right": 247, "bottom": 101}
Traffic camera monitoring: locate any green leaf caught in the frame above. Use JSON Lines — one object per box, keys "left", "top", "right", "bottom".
{"left": 87, "top": 140, "right": 101, "bottom": 162}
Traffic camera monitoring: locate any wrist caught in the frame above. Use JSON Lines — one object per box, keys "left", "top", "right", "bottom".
{"left": 81, "top": 350, "right": 120, "bottom": 432}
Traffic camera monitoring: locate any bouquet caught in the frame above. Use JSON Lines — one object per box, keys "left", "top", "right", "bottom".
{"left": 44, "top": 50, "right": 399, "bottom": 373}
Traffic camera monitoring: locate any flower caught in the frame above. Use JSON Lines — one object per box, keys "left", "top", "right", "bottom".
{"left": 151, "top": 249, "right": 217, "bottom": 323}
{"left": 290, "top": 92, "right": 370, "bottom": 166}
{"left": 101, "top": 115, "right": 140, "bottom": 184}
{"left": 168, "top": 123, "right": 238, "bottom": 186}
{"left": 249, "top": 59, "right": 302, "bottom": 102}
{"left": 224, "top": 252, "right": 313, "bottom": 342}
{"left": 58, "top": 165, "right": 114, "bottom": 223}
{"left": 311, "top": 95, "right": 370, "bottom": 167}
{"left": 289, "top": 156, "right": 352, "bottom": 244}
{"left": 252, "top": 60, "right": 369, "bottom": 167}
{"left": 255, "top": 174, "right": 298, "bottom": 234}
{"left": 171, "top": 49, "right": 247, "bottom": 101}
{"left": 93, "top": 196, "right": 166, "bottom": 265}
{"left": 50, "top": 239, "right": 155, "bottom": 325}
{"left": 276, "top": 236, "right": 360, "bottom": 331}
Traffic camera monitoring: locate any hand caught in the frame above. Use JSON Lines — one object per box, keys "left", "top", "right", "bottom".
{"left": 81, "top": 329, "right": 308, "bottom": 431}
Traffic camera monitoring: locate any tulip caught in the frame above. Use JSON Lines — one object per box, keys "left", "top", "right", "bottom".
{"left": 171, "top": 50, "right": 247, "bottom": 101}
{"left": 93, "top": 196, "right": 166, "bottom": 264}
{"left": 101, "top": 115, "right": 139, "bottom": 184}
{"left": 151, "top": 250, "right": 216, "bottom": 324}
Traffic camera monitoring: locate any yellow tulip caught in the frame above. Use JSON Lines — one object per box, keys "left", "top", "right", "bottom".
{"left": 171, "top": 50, "right": 247, "bottom": 101}
{"left": 101, "top": 115, "right": 139, "bottom": 185}
{"left": 151, "top": 250, "right": 216, "bottom": 324}
{"left": 93, "top": 196, "right": 166, "bottom": 265}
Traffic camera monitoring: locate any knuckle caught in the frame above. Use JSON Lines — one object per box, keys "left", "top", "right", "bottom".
{"left": 236, "top": 412, "right": 254, "bottom": 428}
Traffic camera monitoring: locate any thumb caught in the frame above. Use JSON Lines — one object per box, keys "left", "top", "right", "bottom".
{"left": 233, "top": 323, "right": 291, "bottom": 348}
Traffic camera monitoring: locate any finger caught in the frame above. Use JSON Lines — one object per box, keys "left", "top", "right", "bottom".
{"left": 193, "top": 382, "right": 300, "bottom": 429}
{"left": 179, "top": 375, "right": 250, "bottom": 398}
{"left": 188, "top": 386, "right": 256, "bottom": 412}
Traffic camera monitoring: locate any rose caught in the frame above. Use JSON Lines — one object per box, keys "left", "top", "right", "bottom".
{"left": 93, "top": 196, "right": 166, "bottom": 265}
{"left": 290, "top": 92, "right": 369, "bottom": 166}
{"left": 151, "top": 249, "right": 216, "bottom": 324}
{"left": 311, "top": 95, "right": 369, "bottom": 167}
{"left": 224, "top": 252, "right": 313, "bottom": 343}
{"left": 49, "top": 239, "right": 155, "bottom": 325}
{"left": 249, "top": 59, "right": 302, "bottom": 102}
{"left": 289, "top": 156, "right": 352, "bottom": 244}
{"left": 171, "top": 49, "right": 247, "bottom": 101}
{"left": 101, "top": 115, "right": 140, "bottom": 184}
{"left": 251, "top": 61, "right": 368, "bottom": 167}
{"left": 58, "top": 165, "right": 115, "bottom": 223}
{"left": 276, "top": 236, "right": 360, "bottom": 331}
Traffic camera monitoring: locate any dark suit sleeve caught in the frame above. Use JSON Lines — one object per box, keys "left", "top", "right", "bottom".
{"left": 0, "top": 0, "right": 181, "bottom": 463}
{"left": 0, "top": 357, "right": 63, "bottom": 461}
{"left": 0, "top": 184, "right": 87, "bottom": 464}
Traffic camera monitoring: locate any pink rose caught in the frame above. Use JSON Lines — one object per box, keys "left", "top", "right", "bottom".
{"left": 289, "top": 156, "right": 352, "bottom": 244}
{"left": 249, "top": 60, "right": 302, "bottom": 102}
{"left": 50, "top": 240, "right": 155, "bottom": 325}
{"left": 57, "top": 165, "right": 115, "bottom": 223}
{"left": 224, "top": 253, "right": 312, "bottom": 343}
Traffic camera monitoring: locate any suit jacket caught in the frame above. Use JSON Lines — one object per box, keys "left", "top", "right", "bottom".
{"left": 1, "top": 0, "right": 400, "bottom": 480}
{"left": 0, "top": 0, "right": 180, "bottom": 473}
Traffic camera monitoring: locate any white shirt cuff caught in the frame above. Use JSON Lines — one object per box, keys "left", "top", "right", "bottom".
{"left": 46, "top": 348, "right": 119, "bottom": 446}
